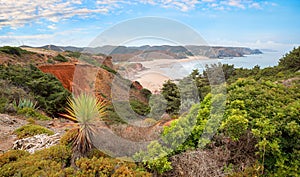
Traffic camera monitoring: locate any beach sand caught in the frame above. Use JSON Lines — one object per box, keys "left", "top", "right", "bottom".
{"left": 130, "top": 56, "right": 209, "bottom": 92}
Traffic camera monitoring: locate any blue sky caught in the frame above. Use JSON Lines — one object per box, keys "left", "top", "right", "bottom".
{"left": 0, "top": 0, "right": 299, "bottom": 52}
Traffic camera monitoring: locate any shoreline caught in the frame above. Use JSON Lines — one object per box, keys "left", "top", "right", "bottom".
{"left": 129, "top": 56, "right": 209, "bottom": 92}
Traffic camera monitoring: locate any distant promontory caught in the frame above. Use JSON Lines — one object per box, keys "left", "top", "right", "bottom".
{"left": 21, "top": 45, "right": 263, "bottom": 61}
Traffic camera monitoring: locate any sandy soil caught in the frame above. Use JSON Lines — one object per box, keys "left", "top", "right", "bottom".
{"left": 130, "top": 56, "right": 208, "bottom": 92}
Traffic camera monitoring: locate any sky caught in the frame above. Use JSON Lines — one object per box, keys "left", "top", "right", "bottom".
{"left": 0, "top": 0, "right": 299, "bottom": 52}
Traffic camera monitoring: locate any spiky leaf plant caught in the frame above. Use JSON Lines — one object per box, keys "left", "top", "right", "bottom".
{"left": 62, "top": 92, "right": 107, "bottom": 163}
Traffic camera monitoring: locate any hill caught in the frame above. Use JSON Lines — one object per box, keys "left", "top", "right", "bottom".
{"left": 21, "top": 45, "right": 262, "bottom": 61}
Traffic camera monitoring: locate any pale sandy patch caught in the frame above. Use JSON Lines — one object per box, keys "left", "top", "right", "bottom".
{"left": 131, "top": 56, "right": 208, "bottom": 92}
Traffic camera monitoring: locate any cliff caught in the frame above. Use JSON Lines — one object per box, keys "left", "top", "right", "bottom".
{"left": 30, "top": 45, "right": 262, "bottom": 61}
{"left": 38, "top": 58, "right": 149, "bottom": 104}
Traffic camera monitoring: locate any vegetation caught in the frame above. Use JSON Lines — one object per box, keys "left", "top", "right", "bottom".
{"left": 66, "top": 51, "right": 81, "bottom": 58}
{"left": 279, "top": 46, "right": 300, "bottom": 71}
{"left": 101, "top": 64, "right": 118, "bottom": 74}
{"left": 134, "top": 47, "right": 300, "bottom": 175}
{"left": 0, "top": 46, "right": 33, "bottom": 56}
{"left": 13, "top": 98, "right": 37, "bottom": 110}
{"left": 53, "top": 54, "right": 68, "bottom": 62}
{"left": 1, "top": 46, "right": 299, "bottom": 176}
{"left": 14, "top": 123, "right": 54, "bottom": 138}
{"left": 0, "top": 79, "right": 32, "bottom": 113}
{"left": 0, "top": 144, "right": 151, "bottom": 176}
{"left": 0, "top": 64, "right": 70, "bottom": 116}
{"left": 130, "top": 100, "right": 150, "bottom": 116}
{"left": 148, "top": 94, "right": 167, "bottom": 120}
{"left": 161, "top": 80, "right": 181, "bottom": 115}
{"left": 62, "top": 92, "right": 107, "bottom": 163}
{"left": 17, "top": 107, "right": 51, "bottom": 120}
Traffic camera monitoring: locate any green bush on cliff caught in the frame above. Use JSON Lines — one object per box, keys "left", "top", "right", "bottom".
{"left": 17, "top": 107, "right": 51, "bottom": 120}
{"left": 14, "top": 123, "right": 54, "bottom": 138}
{"left": 53, "top": 54, "right": 68, "bottom": 62}
{"left": 0, "top": 64, "right": 70, "bottom": 116}
{"left": 130, "top": 100, "right": 150, "bottom": 116}
{"left": 0, "top": 46, "right": 33, "bottom": 56}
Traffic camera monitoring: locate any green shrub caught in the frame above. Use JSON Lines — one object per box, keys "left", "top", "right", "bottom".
{"left": 0, "top": 46, "right": 33, "bottom": 56}
{"left": 0, "top": 65, "right": 71, "bottom": 116}
{"left": 74, "top": 157, "right": 151, "bottom": 176}
{"left": 26, "top": 117, "right": 36, "bottom": 124}
{"left": 134, "top": 141, "right": 172, "bottom": 174}
{"left": 53, "top": 54, "right": 68, "bottom": 62}
{"left": 0, "top": 79, "right": 32, "bottom": 113}
{"left": 0, "top": 97, "right": 7, "bottom": 113}
{"left": 161, "top": 80, "right": 181, "bottom": 115}
{"left": 225, "top": 78, "right": 300, "bottom": 175}
{"left": 17, "top": 107, "right": 51, "bottom": 120}
{"left": 66, "top": 51, "right": 81, "bottom": 58}
{"left": 130, "top": 100, "right": 150, "bottom": 116}
{"left": 0, "top": 145, "right": 71, "bottom": 177}
{"left": 47, "top": 58, "right": 54, "bottom": 64}
{"left": 0, "top": 150, "right": 30, "bottom": 167}
{"left": 101, "top": 64, "right": 118, "bottom": 74}
{"left": 14, "top": 124, "right": 54, "bottom": 138}
{"left": 279, "top": 46, "right": 300, "bottom": 71}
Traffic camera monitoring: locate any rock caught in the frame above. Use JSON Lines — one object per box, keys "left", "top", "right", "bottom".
{"left": 131, "top": 81, "right": 143, "bottom": 90}
{"left": 103, "top": 56, "right": 113, "bottom": 69}
{"left": 12, "top": 133, "right": 61, "bottom": 153}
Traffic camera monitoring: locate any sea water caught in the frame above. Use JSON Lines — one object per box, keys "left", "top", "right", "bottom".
{"left": 165, "top": 51, "right": 285, "bottom": 79}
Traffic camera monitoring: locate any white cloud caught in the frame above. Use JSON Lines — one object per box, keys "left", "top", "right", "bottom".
{"left": 222, "top": 0, "right": 245, "bottom": 9}
{"left": 0, "top": 0, "right": 108, "bottom": 29}
{"left": 250, "top": 2, "right": 261, "bottom": 9}
{"left": 0, "top": 0, "right": 278, "bottom": 29}
{"left": 47, "top": 24, "right": 57, "bottom": 30}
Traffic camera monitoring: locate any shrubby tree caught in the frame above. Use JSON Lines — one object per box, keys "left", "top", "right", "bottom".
{"left": 279, "top": 46, "right": 300, "bottom": 71}
{"left": 0, "top": 64, "right": 70, "bottom": 116}
{"left": 161, "top": 80, "right": 181, "bottom": 115}
{"left": 148, "top": 94, "right": 167, "bottom": 120}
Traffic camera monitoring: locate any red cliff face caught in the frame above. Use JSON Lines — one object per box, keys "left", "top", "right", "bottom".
{"left": 38, "top": 62, "right": 150, "bottom": 104}
{"left": 39, "top": 63, "right": 75, "bottom": 92}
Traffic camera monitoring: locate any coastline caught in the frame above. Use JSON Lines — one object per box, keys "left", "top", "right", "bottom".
{"left": 130, "top": 56, "right": 209, "bottom": 92}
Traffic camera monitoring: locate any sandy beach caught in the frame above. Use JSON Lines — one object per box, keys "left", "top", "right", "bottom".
{"left": 130, "top": 56, "right": 209, "bottom": 92}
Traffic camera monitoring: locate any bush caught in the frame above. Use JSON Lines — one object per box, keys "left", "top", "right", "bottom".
{"left": 75, "top": 157, "right": 151, "bottom": 176}
{"left": 0, "top": 145, "right": 71, "bottom": 177}
{"left": 141, "top": 88, "right": 152, "bottom": 100}
{"left": 0, "top": 64, "right": 71, "bottom": 116}
{"left": 279, "top": 46, "right": 300, "bottom": 71}
{"left": 0, "top": 46, "right": 33, "bottom": 56}
{"left": 101, "top": 64, "right": 118, "bottom": 74}
{"left": 225, "top": 78, "right": 300, "bottom": 175}
{"left": 0, "top": 150, "right": 30, "bottom": 168}
{"left": 53, "top": 54, "right": 68, "bottom": 62}
{"left": 66, "top": 51, "right": 81, "bottom": 58}
{"left": 0, "top": 79, "right": 32, "bottom": 114}
{"left": 14, "top": 124, "right": 54, "bottom": 138}
{"left": 130, "top": 100, "right": 150, "bottom": 116}
{"left": 17, "top": 107, "right": 51, "bottom": 120}
{"left": 161, "top": 80, "right": 181, "bottom": 115}
{"left": 0, "top": 145, "right": 151, "bottom": 177}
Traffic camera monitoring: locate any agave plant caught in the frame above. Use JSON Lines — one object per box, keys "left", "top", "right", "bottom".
{"left": 13, "top": 98, "right": 38, "bottom": 110}
{"left": 62, "top": 92, "right": 107, "bottom": 162}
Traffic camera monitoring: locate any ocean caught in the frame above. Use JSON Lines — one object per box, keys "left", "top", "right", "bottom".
{"left": 164, "top": 51, "right": 285, "bottom": 79}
